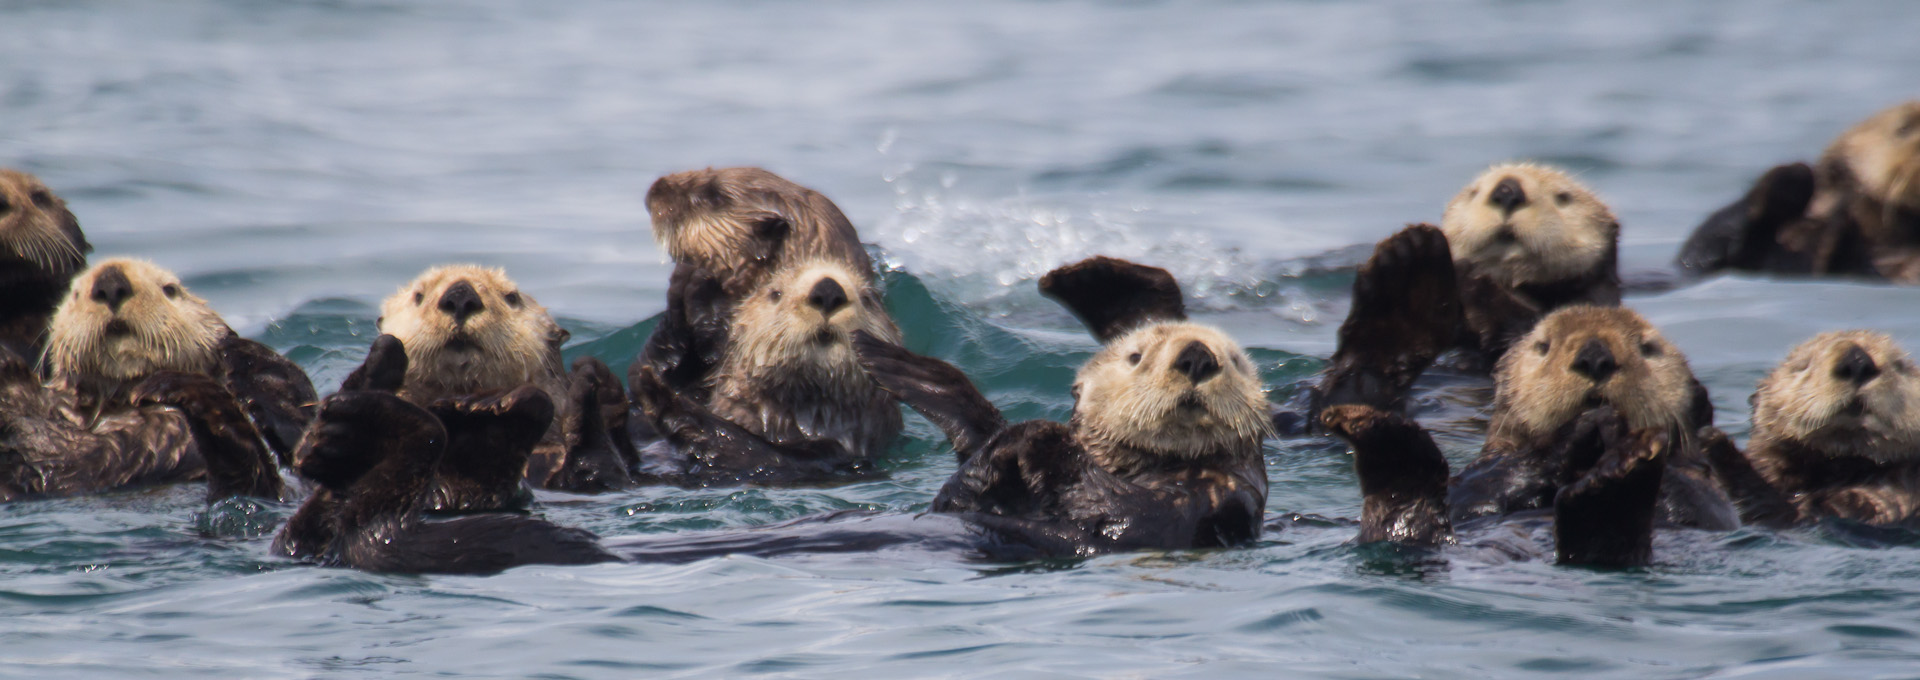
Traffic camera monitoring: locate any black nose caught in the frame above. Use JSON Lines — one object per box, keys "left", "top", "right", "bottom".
{"left": 1173, "top": 340, "right": 1221, "bottom": 384}
{"left": 438, "top": 281, "right": 484, "bottom": 323}
{"left": 1571, "top": 338, "right": 1619, "bottom": 382}
{"left": 807, "top": 277, "right": 848, "bottom": 315}
{"left": 1835, "top": 345, "right": 1881, "bottom": 386}
{"left": 1489, "top": 176, "right": 1528, "bottom": 214}
{"left": 90, "top": 265, "right": 134, "bottom": 312}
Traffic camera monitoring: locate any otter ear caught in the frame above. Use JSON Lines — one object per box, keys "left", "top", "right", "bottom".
{"left": 1039, "top": 256, "right": 1186, "bottom": 344}
{"left": 743, "top": 211, "right": 792, "bottom": 264}
{"left": 548, "top": 323, "right": 571, "bottom": 348}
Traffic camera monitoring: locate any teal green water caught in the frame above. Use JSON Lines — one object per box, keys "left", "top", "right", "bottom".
{"left": 7, "top": 0, "right": 1920, "bottom": 677}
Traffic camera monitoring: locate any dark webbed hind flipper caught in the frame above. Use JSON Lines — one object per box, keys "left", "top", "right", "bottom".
{"left": 1554, "top": 428, "right": 1669, "bottom": 567}
{"left": 1312, "top": 225, "right": 1464, "bottom": 416}
{"left": 1320, "top": 405, "right": 1454, "bottom": 546}
{"left": 1700, "top": 427, "right": 1800, "bottom": 528}
{"left": 631, "top": 366, "right": 864, "bottom": 484}
{"left": 339, "top": 334, "right": 408, "bottom": 393}
{"left": 633, "top": 263, "right": 732, "bottom": 398}
{"left": 851, "top": 330, "right": 1005, "bottom": 464}
{"left": 425, "top": 386, "right": 552, "bottom": 513}
{"left": 216, "top": 333, "right": 318, "bottom": 467}
{"left": 1676, "top": 163, "right": 1817, "bottom": 275}
{"left": 544, "top": 358, "right": 636, "bottom": 493}
{"left": 131, "top": 371, "right": 287, "bottom": 503}
{"left": 1038, "top": 256, "right": 1186, "bottom": 343}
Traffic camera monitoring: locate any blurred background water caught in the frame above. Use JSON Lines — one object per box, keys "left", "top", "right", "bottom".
{"left": 4, "top": 0, "right": 1920, "bottom": 677}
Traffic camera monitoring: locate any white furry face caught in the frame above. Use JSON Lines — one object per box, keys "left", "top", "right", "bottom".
{"left": 0, "top": 169, "right": 83, "bottom": 271}
{"left": 1072, "top": 322, "right": 1271, "bottom": 460}
{"left": 46, "top": 258, "right": 226, "bottom": 394}
{"left": 1754, "top": 330, "right": 1920, "bottom": 463}
{"left": 1831, "top": 100, "right": 1920, "bottom": 211}
{"left": 723, "top": 259, "right": 899, "bottom": 382}
{"left": 1440, "top": 163, "right": 1616, "bottom": 286}
{"left": 378, "top": 265, "right": 562, "bottom": 397}
{"left": 1493, "top": 306, "right": 1693, "bottom": 440}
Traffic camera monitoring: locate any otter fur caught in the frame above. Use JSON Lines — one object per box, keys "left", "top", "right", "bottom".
{"left": 629, "top": 258, "right": 903, "bottom": 485}
{"left": 0, "top": 169, "right": 90, "bottom": 362}
{"left": 646, "top": 167, "right": 872, "bottom": 299}
{"left": 850, "top": 256, "right": 1272, "bottom": 556}
{"left": 1706, "top": 331, "right": 1920, "bottom": 528}
{"left": 1679, "top": 101, "right": 1920, "bottom": 281}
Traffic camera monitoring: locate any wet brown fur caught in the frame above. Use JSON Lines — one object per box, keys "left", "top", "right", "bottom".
{"left": 647, "top": 167, "right": 872, "bottom": 297}
{"left": 0, "top": 169, "right": 90, "bottom": 361}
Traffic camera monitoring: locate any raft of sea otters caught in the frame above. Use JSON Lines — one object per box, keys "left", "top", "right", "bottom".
{"left": 4, "top": 101, "right": 1920, "bottom": 574}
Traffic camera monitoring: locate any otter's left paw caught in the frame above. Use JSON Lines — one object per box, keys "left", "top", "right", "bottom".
{"left": 1314, "top": 225, "right": 1463, "bottom": 414}
{"left": 432, "top": 385, "right": 554, "bottom": 430}
{"left": 131, "top": 371, "right": 231, "bottom": 410}
{"left": 1553, "top": 428, "right": 1668, "bottom": 567}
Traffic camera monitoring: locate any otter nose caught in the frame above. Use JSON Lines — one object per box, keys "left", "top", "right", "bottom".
{"left": 90, "top": 265, "right": 134, "bottom": 312}
{"left": 1489, "top": 176, "right": 1528, "bottom": 214}
{"left": 1571, "top": 338, "right": 1618, "bottom": 382}
{"left": 438, "top": 281, "right": 485, "bottom": 323}
{"left": 1835, "top": 345, "right": 1881, "bottom": 386}
{"left": 807, "top": 277, "right": 848, "bottom": 315}
{"left": 1172, "top": 340, "right": 1221, "bottom": 384}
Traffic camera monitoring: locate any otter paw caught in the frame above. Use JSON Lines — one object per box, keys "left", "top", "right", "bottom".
{"left": 341, "top": 334, "right": 407, "bottom": 392}
{"left": 131, "top": 371, "right": 229, "bottom": 409}
{"left": 1318, "top": 403, "right": 1390, "bottom": 441}
{"left": 1347, "top": 224, "right": 1458, "bottom": 340}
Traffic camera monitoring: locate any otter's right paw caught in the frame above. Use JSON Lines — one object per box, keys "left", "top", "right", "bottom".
{"left": 432, "top": 385, "right": 555, "bottom": 432}
{"left": 1320, "top": 404, "right": 1454, "bottom": 545}
{"left": 1314, "top": 224, "right": 1462, "bottom": 413}
{"left": 339, "top": 334, "right": 407, "bottom": 393}
{"left": 1553, "top": 428, "right": 1668, "bottom": 567}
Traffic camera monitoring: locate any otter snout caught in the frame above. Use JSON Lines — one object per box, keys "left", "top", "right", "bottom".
{"left": 1835, "top": 345, "right": 1881, "bottom": 386}
{"left": 806, "top": 277, "right": 849, "bottom": 315}
{"left": 1571, "top": 338, "right": 1618, "bottom": 382}
{"left": 1490, "top": 176, "right": 1527, "bottom": 215}
{"left": 1173, "top": 340, "right": 1221, "bottom": 384}
{"left": 90, "top": 265, "right": 134, "bottom": 312}
{"left": 439, "top": 281, "right": 484, "bottom": 323}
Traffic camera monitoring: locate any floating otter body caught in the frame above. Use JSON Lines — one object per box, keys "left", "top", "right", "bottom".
{"left": 272, "top": 388, "right": 618, "bottom": 574}
{"left": 2, "top": 259, "right": 297, "bottom": 502}
{"left": 1706, "top": 331, "right": 1920, "bottom": 528}
{"left": 629, "top": 259, "right": 903, "bottom": 485}
{"left": 1679, "top": 101, "right": 1920, "bottom": 281}
{"left": 1315, "top": 232, "right": 1734, "bottom": 565}
{"left": 0, "top": 169, "right": 89, "bottom": 362}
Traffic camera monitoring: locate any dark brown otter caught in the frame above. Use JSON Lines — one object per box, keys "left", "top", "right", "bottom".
{"left": 0, "top": 169, "right": 89, "bottom": 362}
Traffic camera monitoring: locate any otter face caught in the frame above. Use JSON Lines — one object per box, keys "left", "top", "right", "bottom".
{"left": 0, "top": 169, "right": 86, "bottom": 271}
{"left": 45, "top": 258, "right": 226, "bottom": 393}
{"left": 1754, "top": 331, "right": 1920, "bottom": 463}
{"left": 725, "top": 259, "right": 899, "bottom": 380}
{"left": 1440, "top": 163, "right": 1617, "bottom": 287}
{"left": 1831, "top": 100, "right": 1920, "bottom": 212}
{"left": 1073, "top": 322, "right": 1271, "bottom": 460}
{"left": 378, "top": 265, "right": 564, "bottom": 397}
{"left": 1494, "top": 306, "right": 1693, "bottom": 439}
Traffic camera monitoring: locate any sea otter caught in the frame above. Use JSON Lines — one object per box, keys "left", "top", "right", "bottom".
{"left": 272, "top": 387, "right": 619, "bottom": 574}
{"left": 1679, "top": 101, "right": 1920, "bottom": 281}
{"left": 627, "top": 258, "right": 903, "bottom": 485}
{"left": 0, "top": 169, "right": 90, "bottom": 362}
{"left": 1, "top": 260, "right": 295, "bottom": 503}
{"left": 1704, "top": 331, "right": 1920, "bottom": 528}
{"left": 376, "top": 265, "right": 630, "bottom": 497}
{"left": 845, "top": 256, "right": 1273, "bottom": 556}
{"left": 645, "top": 167, "right": 871, "bottom": 299}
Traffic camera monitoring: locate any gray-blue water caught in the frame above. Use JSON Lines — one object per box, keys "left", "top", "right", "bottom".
{"left": 5, "top": 1, "right": 1920, "bottom": 677}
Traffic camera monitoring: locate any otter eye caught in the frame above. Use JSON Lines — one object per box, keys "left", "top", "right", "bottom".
{"left": 1554, "top": 192, "right": 1572, "bottom": 206}
{"left": 769, "top": 290, "right": 782, "bottom": 302}
{"left": 0, "top": 195, "right": 10, "bottom": 213}
{"left": 1127, "top": 352, "right": 1142, "bottom": 366}
{"left": 1535, "top": 340, "right": 1550, "bottom": 355}
{"left": 1640, "top": 341, "right": 1661, "bottom": 357}
{"left": 162, "top": 284, "right": 180, "bottom": 299}
{"left": 503, "top": 291, "right": 522, "bottom": 307}
{"left": 30, "top": 190, "right": 54, "bottom": 209}
{"left": 413, "top": 291, "right": 424, "bottom": 305}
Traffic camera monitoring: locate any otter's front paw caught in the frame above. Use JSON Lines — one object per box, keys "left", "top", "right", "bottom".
{"left": 340, "top": 334, "right": 407, "bottom": 393}
{"left": 131, "top": 371, "right": 231, "bottom": 410}
{"left": 1553, "top": 427, "right": 1668, "bottom": 567}
{"left": 1313, "top": 224, "right": 1462, "bottom": 414}
{"left": 431, "top": 385, "right": 554, "bottom": 429}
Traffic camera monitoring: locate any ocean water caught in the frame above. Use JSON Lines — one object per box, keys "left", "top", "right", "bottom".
{"left": 5, "top": 0, "right": 1920, "bottom": 677}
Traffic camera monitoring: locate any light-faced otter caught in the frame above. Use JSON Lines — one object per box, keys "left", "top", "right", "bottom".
{"left": 376, "top": 266, "right": 629, "bottom": 497}
{"left": 628, "top": 258, "right": 903, "bottom": 485}
{"left": 0, "top": 169, "right": 90, "bottom": 362}
{"left": 1704, "top": 331, "right": 1920, "bottom": 528}
{"left": 646, "top": 167, "right": 871, "bottom": 300}
{"left": 272, "top": 388, "right": 619, "bottom": 574}
{"left": 848, "top": 256, "right": 1273, "bottom": 556}
{"left": 1679, "top": 101, "right": 1920, "bottom": 281}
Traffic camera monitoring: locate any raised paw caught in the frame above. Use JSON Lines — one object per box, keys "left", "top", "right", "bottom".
{"left": 340, "top": 334, "right": 408, "bottom": 392}
{"left": 1037, "top": 256, "right": 1187, "bottom": 343}
{"left": 431, "top": 385, "right": 554, "bottom": 430}
{"left": 1345, "top": 224, "right": 1461, "bottom": 350}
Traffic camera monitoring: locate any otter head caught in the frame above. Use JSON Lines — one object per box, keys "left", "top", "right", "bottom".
{"left": 1753, "top": 330, "right": 1920, "bottom": 464}
{"left": 1071, "top": 322, "right": 1272, "bottom": 468}
{"left": 1828, "top": 100, "right": 1920, "bottom": 213}
{"left": 378, "top": 265, "right": 566, "bottom": 399}
{"left": 1440, "top": 163, "right": 1618, "bottom": 287}
{"left": 724, "top": 259, "right": 900, "bottom": 383}
{"left": 45, "top": 258, "right": 227, "bottom": 400}
{"left": 0, "top": 169, "right": 87, "bottom": 274}
{"left": 1492, "top": 306, "right": 1693, "bottom": 441}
